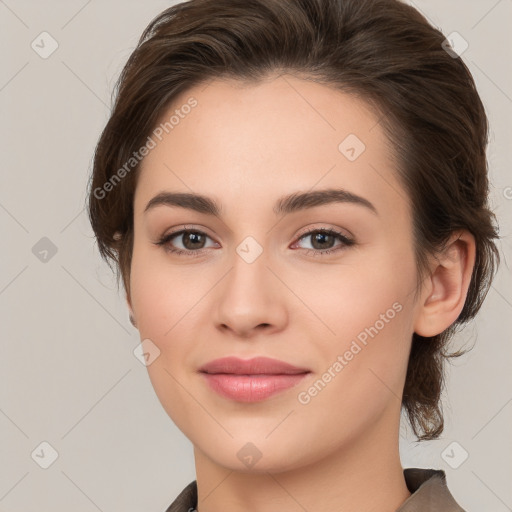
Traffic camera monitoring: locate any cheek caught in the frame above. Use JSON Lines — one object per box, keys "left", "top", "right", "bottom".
{"left": 130, "top": 250, "right": 201, "bottom": 429}
{"left": 292, "top": 288, "right": 414, "bottom": 451}
{"left": 129, "top": 243, "right": 204, "bottom": 340}
{"left": 286, "top": 248, "right": 416, "bottom": 345}
{"left": 129, "top": 246, "right": 208, "bottom": 402}
{"left": 144, "top": 354, "right": 202, "bottom": 441}
{"left": 290, "top": 246, "right": 416, "bottom": 407}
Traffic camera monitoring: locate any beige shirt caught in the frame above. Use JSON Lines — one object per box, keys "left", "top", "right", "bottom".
{"left": 164, "top": 468, "right": 466, "bottom": 511}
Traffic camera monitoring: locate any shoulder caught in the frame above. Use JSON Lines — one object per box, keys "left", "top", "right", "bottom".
{"left": 163, "top": 480, "right": 197, "bottom": 512}
{"left": 398, "top": 467, "right": 467, "bottom": 512}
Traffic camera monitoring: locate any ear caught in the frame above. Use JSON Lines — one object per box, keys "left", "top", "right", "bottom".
{"left": 414, "top": 231, "right": 476, "bottom": 337}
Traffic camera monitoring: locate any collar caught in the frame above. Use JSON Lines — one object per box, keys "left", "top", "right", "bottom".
{"left": 165, "top": 468, "right": 465, "bottom": 512}
{"left": 398, "top": 468, "right": 466, "bottom": 511}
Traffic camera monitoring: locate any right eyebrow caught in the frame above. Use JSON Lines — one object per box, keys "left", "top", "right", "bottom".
{"left": 144, "top": 191, "right": 222, "bottom": 216}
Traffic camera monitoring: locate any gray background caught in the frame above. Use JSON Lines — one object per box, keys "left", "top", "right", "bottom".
{"left": 1, "top": 0, "right": 511, "bottom": 510}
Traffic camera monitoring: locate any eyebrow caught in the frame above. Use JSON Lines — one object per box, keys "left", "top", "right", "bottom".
{"left": 144, "top": 188, "right": 378, "bottom": 217}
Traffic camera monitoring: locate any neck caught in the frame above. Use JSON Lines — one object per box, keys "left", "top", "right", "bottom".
{"left": 193, "top": 410, "right": 411, "bottom": 512}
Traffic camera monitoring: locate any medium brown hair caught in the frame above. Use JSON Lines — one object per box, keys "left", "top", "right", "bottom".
{"left": 87, "top": 0, "right": 500, "bottom": 440}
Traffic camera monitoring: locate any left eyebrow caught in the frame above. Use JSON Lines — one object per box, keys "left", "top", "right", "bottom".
{"left": 143, "top": 188, "right": 378, "bottom": 217}
{"left": 273, "top": 188, "right": 378, "bottom": 216}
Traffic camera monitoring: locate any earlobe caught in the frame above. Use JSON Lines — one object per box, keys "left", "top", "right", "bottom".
{"left": 414, "top": 231, "right": 476, "bottom": 337}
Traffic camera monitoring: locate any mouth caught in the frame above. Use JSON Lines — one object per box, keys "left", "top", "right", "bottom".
{"left": 199, "top": 355, "right": 310, "bottom": 375}
{"left": 198, "top": 356, "right": 311, "bottom": 402}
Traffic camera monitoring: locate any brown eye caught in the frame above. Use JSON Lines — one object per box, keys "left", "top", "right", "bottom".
{"left": 308, "top": 231, "right": 337, "bottom": 250}
{"left": 155, "top": 229, "right": 217, "bottom": 256}
{"left": 294, "top": 228, "right": 355, "bottom": 256}
{"left": 179, "top": 231, "right": 207, "bottom": 250}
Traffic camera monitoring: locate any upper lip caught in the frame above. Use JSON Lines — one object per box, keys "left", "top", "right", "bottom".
{"left": 199, "top": 356, "right": 310, "bottom": 375}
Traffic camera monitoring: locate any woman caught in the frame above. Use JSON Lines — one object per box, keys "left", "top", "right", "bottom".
{"left": 87, "top": 0, "right": 500, "bottom": 510}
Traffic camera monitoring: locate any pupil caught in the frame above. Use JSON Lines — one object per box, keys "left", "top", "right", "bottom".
{"left": 184, "top": 232, "right": 204, "bottom": 249}
{"left": 312, "top": 232, "right": 333, "bottom": 250}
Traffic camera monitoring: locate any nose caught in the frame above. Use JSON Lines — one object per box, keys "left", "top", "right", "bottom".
{"left": 212, "top": 249, "right": 288, "bottom": 339}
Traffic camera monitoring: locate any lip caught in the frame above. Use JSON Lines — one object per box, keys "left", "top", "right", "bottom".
{"left": 199, "top": 357, "right": 311, "bottom": 402}
{"left": 199, "top": 356, "right": 310, "bottom": 375}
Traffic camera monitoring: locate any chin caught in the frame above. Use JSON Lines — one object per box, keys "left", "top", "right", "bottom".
{"left": 194, "top": 435, "right": 318, "bottom": 474}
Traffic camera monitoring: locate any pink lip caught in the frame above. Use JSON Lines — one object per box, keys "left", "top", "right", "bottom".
{"left": 199, "top": 357, "right": 311, "bottom": 402}
{"left": 199, "top": 356, "right": 310, "bottom": 375}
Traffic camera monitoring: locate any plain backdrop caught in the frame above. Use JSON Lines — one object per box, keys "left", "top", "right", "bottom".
{"left": 1, "top": 1, "right": 511, "bottom": 511}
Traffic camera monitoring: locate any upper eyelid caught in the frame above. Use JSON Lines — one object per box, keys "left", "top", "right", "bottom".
{"left": 295, "top": 225, "right": 352, "bottom": 239}
{"left": 164, "top": 225, "right": 347, "bottom": 237}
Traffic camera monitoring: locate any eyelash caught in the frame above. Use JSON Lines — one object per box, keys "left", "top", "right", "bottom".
{"left": 154, "top": 226, "right": 355, "bottom": 258}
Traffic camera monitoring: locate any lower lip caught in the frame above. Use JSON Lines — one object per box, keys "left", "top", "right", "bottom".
{"left": 201, "top": 373, "right": 309, "bottom": 402}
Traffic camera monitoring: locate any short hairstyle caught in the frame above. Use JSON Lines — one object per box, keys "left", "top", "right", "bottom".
{"left": 87, "top": 0, "right": 500, "bottom": 440}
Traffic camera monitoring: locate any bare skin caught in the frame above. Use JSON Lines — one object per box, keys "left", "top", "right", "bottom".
{"left": 127, "top": 74, "right": 475, "bottom": 512}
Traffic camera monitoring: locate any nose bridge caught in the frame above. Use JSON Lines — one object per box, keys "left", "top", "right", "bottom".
{"left": 213, "top": 237, "right": 287, "bottom": 336}
{"left": 225, "top": 238, "right": 275, "bottom": 308}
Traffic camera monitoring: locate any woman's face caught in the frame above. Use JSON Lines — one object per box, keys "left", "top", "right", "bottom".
{"left": 129, "top": 75, "right": 422, "bottom": 472}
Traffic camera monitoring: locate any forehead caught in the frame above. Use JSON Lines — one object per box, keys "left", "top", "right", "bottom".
{"left": 134, "top": 74, "right": 408, "bottom": 221}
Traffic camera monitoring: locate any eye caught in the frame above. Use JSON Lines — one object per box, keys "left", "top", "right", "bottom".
{"left": 154, "top": 225, "right": 355, "bottom": 258}
{"left": 154, "top": 227, "right": 218, "bottom": 257}
{"left": 292, "top": 227, "right": 355, "bottom": 256}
